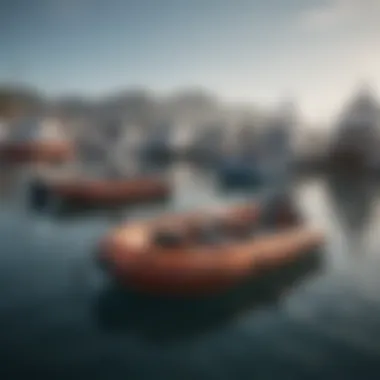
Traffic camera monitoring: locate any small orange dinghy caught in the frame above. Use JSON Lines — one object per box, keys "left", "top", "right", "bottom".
{"left": 40, "top": 175, "right": 171, "bottom": 207}
{"left": 0, "top": 141, "right": 74, "bottom": 164}
{"left": 98, "top": 203, "right": 323, "bottom": 295}
{"left": 0, "top": 117, "right": 74, "bottom": 164}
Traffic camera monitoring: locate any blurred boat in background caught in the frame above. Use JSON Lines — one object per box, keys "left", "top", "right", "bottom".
{"left": 216, "top": 101, "right": 296, "bottom": 189}
{"left": 28, "top": 159, "right": 171, "bottom": 212}
{"left": 26, "top": 122, "right": 172, "bottom": 212}
{"left": 216, "top": 153, "right": 265, "bottom": 189}
{"left": 0, "top": 116, "right": 74, "bottom": 164}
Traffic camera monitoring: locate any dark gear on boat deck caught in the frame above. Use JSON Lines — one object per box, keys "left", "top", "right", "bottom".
{"left": 153, "top": 229, "right": 187, "bottom": 248}
{"left": 194, "top": 219, "right": 226, "bottom": 246}
{"left": 258, "top": 191, "right": 298, "bottom": 229}
{"left": 223, "top": 219, "right": 256, "bottom": 240}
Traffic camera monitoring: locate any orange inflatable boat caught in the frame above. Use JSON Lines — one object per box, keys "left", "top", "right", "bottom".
{"left": 98, "top": 203, "right": 323, "bottom": 295}
{"left": 41, "top": 175, "right": 171, "bottom": 206}
{"left": 0, "top": 141, "right": 74, "bottom": 164}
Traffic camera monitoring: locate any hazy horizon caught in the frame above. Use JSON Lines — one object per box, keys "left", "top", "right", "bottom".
{"left": 1, "top": 0, "right": 380, "bottom": 124}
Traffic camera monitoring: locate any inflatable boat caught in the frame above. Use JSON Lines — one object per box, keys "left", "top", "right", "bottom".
{"left": 97, "top": 202, "right": 323, "bottom": 295}
{"left": 0, "top": 117, "right": 74, "bottom": 164}
{"left": 29, "top": 175, "right": 171, "bottom": 210}
{"left": 0, "top": 141, "right": 74, "bottom": 164}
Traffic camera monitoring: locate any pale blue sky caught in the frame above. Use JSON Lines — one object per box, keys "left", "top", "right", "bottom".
{"left": 1, "top": 0, "right": 380, "bottom": 122}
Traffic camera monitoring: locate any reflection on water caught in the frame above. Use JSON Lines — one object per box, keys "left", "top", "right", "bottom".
{"left": 95, "top": 251, "right": 321, "bottom": 343}
{"left": 1, "top": 164, "right": 380, "bottom": 379}
{"left": 326, "top": 174, "right": 377, "bottom": 261}
{"left": 327, "top": 174, "right": 376, "bottom": 235}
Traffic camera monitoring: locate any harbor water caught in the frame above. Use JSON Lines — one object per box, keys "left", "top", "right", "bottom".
{"left": 1, "top": 163, "right": 380, "bottom": 379}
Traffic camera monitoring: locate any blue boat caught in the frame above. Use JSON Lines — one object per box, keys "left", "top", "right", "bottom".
{"left": 217, "top": 154, "right": 265, "bottom": 189}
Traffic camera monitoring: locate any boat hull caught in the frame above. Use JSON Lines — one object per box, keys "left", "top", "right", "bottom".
{"left": 98, "top": 204, "right": 323, "bottom": 296}
{"left": 0, "top": 142, "right": 74, "bottom": 164}
{"left": 48, "top": 176, "right": 171, "bottom": 206}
